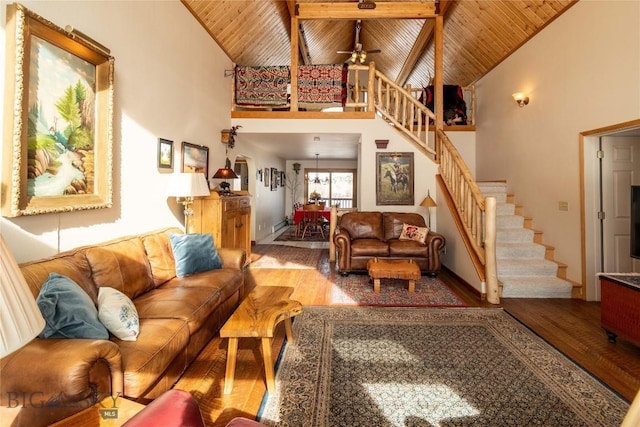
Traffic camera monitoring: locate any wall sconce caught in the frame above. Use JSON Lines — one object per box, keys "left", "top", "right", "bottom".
{"left": 512, "top": 92, "right": 529, "bottom": 107}
{"left": 292, "top": 163, "right": 301, "bottom": 175}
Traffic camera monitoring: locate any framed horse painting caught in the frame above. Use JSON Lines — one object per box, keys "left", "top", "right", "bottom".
{"left": 375, "top": 152, "right": 414, "bottom": 205}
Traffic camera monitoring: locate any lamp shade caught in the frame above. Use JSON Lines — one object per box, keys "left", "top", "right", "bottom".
{"left": 167, "top": 173, "right": 210, "bottom": 198}
{"left": 420, "top": 192, "right": 437, "bottom": 208}
{"left": 1, "top": 235, "right": 45, "bottom": 358}
{"left": 212, "top": 167, "right": 239, "bottom": 179}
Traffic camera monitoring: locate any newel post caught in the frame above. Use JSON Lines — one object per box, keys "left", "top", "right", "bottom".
{"left": 484, "top": 196, "right": 500, "bottom": 304}
{"left": 329, "top": 206, "right": 338, "bottom": 262}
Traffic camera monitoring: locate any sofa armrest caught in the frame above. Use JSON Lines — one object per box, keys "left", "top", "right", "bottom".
{"left": 218, "top": 248, "right": 246, "bottom": 270}
{"left": 333, "top": 230, "right": 352, "bottom": 272}
{"left": 425, "top": 232, "right": 446, "bottom": 272}
{"left": 0, "top": 338, "right": 123, "bottom": 406}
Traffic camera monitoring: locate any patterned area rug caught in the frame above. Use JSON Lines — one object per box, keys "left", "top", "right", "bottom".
{"left": 250, "top": 245, "right": 325, "bottom": 269}
{"left": 274, "top": 226, "right": 328, "bottom": 242}
{"left": 258, "top": 307, "right": 628, "bottom": 427}
{"left": 332, "top": 273, "right": 467, "bottom": 307}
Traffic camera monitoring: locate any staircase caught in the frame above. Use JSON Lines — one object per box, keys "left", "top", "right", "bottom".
{"left": 478, "top": 182, "right": 573, "bottom": 298}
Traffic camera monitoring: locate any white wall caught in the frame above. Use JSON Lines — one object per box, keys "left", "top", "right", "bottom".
{"left": 0, "top": 0, "right": 233, "bottom": 262}
{"left": 228, "top": 137, "right": 286, "bottom": 243}
{"left": 475, "top": 0, "right": 640, "bottom": 285}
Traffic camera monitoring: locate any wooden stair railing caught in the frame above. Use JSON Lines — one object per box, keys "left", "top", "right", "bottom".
{"left": 344, "top": 62, "right": 436, "bottom": 157}
{"left": 353, "top": 65, "right": 498, "bottom": 303}
{"left": 438, "top": 130, "right": 499, "bottom": 303}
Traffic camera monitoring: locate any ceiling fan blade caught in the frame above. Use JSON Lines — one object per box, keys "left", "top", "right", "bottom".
{"left": 368, "top": 49, "right": 382, "bottom": 54}
{"left": 336, "top": 50, "right": 352, "bottom": 54}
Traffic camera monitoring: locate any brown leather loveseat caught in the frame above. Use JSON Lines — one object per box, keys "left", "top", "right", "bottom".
{"left": 0, "top": 227, "right": 245, "bottom": 426}
{"left": 334, "top": 211, "right": 445, "bottom": 275}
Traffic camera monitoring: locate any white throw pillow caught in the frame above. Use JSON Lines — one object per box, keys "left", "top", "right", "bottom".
{"left": 399, "top": 222, "right": 429, "bottom": 244}
{"left": 97, "top": 287, "right": 139, "bottom": 341}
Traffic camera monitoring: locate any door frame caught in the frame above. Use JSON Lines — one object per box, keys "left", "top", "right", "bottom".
{"left": 580, "top": 119, "right": 640, "bottom": 301}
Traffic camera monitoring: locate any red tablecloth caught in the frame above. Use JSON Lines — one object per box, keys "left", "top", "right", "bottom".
{"left": 293, "top": 208, "right": 331, "bottom": 224}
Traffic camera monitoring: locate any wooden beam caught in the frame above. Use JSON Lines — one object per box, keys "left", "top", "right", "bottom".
{"left": 395, "top": 20, "right": 434, "bottom": 86}
{"left": 395, "top": 0, "right": 452, "bottom": 86}
{"left": 286, "top": 0, "right": 311, "bottom": 65}
{"left": 434, "top": 14, "right": 443, "bottom": 160}
{"left": 290, "top": 14, "right": 299, "bottom": 111}
{"left": 296, "top": 2, "right": 437, "bottom": 20}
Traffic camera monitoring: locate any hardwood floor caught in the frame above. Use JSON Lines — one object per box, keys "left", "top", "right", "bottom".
{"left": 179, "top": 245, "right": 640, "bottom": 426}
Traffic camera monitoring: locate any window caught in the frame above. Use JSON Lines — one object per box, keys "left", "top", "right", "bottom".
{"left": 305, "top": 169, "right": 356, "bottom": 208}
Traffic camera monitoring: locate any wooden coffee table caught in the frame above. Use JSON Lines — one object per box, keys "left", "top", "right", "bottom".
{"left": 220, "top": 286, "right": 302, "bottom": 394}
{"left": 367, "top": 258, "right": 421, "bottom": 293}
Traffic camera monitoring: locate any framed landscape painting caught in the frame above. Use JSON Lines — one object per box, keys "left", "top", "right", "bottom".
{"left": 1, "top": 4, "right": 114, "bottom": 217}
{"left": 376, "top": 152, "right": 414, "bottom": 205}
{"left": 158, "top": 138, "right": 173, "bottom": 169}
{"left": 181, "top": 142, "right": 209, "bottom": 178}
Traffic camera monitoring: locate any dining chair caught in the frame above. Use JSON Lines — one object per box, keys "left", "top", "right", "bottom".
{"left": 301, "top": 205, "right": 325, "bottom": 239}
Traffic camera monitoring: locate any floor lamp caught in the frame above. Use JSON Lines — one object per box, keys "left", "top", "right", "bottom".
{"left": 167, "top": 172, "right": 211, "bottom": 233}
{"left": 420, "top": 190, "right": 437, "bottom": 228}
{"left": 0, "top": 235, "right": 45, "bottom": 358}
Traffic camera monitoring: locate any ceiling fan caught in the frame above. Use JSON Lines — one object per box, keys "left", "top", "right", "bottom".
{"left": 337, "top": 19, "right": 381, "bottom": 64}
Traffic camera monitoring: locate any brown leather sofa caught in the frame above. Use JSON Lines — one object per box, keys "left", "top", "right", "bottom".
{"left": 334, "top": 211, "right": 445, "bottom": 275}
{"left": 0, "top": 227, "right": 245, "bottom": 427}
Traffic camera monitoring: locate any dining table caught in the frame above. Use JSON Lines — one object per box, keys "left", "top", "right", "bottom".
{"left": 293, "top": 207, "right": 331, "bottom": 225}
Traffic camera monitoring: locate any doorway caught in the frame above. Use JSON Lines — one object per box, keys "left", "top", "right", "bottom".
{"left": 581, "top": 120, "right": 640, "bottom": 301}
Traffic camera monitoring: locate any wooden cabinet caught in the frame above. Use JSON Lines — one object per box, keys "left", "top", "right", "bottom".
{"left": 191, "top": 191, "right": 251, "bottom": 261}
{"left": 598, "top": 274, "right": 640, "bottom": 347}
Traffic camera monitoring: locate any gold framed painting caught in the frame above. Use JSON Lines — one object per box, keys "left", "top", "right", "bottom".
{"left": 1, "top": 4, "right": 114, "bottom": 217}
{"left": 375, "top": 152, "right": 414, "bottom": 205}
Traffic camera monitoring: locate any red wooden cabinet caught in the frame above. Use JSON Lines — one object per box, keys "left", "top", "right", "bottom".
{"left": 599, "top": 274, "right": 640, "bottom": 347}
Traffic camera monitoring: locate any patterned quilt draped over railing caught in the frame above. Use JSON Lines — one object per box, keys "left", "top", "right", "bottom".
{"left": 297, "top": 64, "right": 347, "bottom": 109}
{"left": 235, "top": 65, "right": 290, "bottom": 106}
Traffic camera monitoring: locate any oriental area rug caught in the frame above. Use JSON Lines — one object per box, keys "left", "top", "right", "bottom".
{"left": 331, "top": 273, "right": 467, "bottom": 307}
{"left": 274, "top": 226, "right": 329, "bottom": 242}
{"left": 258, "top": 307, "right": 629, "bottom": 427}
{"left": 250, "top": 245, "right": 325, "bottom": 269}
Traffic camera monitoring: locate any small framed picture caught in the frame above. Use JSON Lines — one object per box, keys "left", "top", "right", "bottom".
{"left": 264, "top": 167, "right": 270, "bottom": 187}
{"left": 181, "top": 142, "right": 209, "bottom": 178}
{"left": 158, "top": 138, "right": 173, "bottom": 169}
{"left": 271, "top": 168, "right": 278, "bottom": 191}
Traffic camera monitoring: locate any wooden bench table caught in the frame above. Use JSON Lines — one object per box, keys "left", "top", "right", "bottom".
{"left": 366, "top": 258, "right": 421, "bottom": 293}
{"left": 219, "top": 286, "right": 302, "bottom": 394}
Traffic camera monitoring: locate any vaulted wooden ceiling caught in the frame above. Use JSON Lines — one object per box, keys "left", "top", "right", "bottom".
{"left": 181, "top": 0, "right": 576, "bottom": 89}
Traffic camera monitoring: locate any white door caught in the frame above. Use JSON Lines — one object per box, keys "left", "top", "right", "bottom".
{"left": 602, "top": 136, "right": 640, "bottom": 275}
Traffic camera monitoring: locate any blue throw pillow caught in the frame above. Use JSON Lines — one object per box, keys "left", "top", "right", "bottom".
{"left": 170, "top": 233, "right": 222, "bottom": 278}
{"left": 36, "top": 273, "right": 109, "bottom": 339}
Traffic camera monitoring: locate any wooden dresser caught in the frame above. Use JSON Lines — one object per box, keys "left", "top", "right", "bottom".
{"left": 191, "top": 191, "right": 251, "bottom": 261}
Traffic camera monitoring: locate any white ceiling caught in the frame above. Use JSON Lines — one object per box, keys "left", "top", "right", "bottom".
{"left": 237, "top": 132, "right": 361, "bottom": 161}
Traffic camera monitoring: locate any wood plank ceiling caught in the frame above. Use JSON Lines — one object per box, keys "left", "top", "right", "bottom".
{"left": 182, "top": 0, "right": 576, "bottom": 88}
